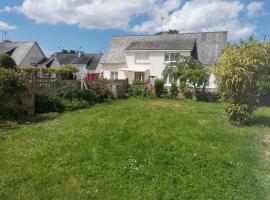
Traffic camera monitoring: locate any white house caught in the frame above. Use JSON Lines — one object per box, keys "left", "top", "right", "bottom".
{"left": 100, "top": 31, "right": 228, "bottom": 88}
{"left": 41, "top": 52, "right": 103, "bottom": 79}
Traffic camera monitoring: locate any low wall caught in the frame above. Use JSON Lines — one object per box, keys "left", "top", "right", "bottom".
{"left": 32, "top": 78, "right": 129, "bottom": 98}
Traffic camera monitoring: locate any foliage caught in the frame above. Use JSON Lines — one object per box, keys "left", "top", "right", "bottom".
{"left": 215, "top": 38, "right": 270, "bottom": 125}
{"left": 129, "top": 85, "right": 154, "bottom": 98}
{"left": 0, "top": 99, "right": 269, "bottom": 199}
{"left": 0, "top": 68, "right": 34, "bottom": 118}
{"left": 170, "top": 82, "right": 179, "bottom": 98}
{"left": 163, "top": 56, "right": 209, "bottom": 100}
{"left": 35, "top": 95, "right": 65, "bottom": 114}
{"left": 0, "top": 53, "right": 16, "bottom": 69}
{"left": 132, "top": 79, "right": 145, "bottom": 85}
{"left": 154, "top": 79, "right": 164, "bottom": 97}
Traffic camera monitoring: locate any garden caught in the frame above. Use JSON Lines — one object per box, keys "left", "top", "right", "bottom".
{"left": 0, "top": 39, "right": 270, "bottom": 199}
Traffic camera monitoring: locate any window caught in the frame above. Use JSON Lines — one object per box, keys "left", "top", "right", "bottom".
{"left": 135, "top": 72, "right": 145, "bottom": 81}
{"left": 110, "top": 71, "right": 118, "bottom": 80}
{"left": 30, "top": 58, "right": 37, "bottom": 66}
{"left": 165, "top": 75, "right": 173, "bottom": 85}
{"left": 135, "top": 53, "right": 149, "bottom": 63}
{"left": 164, "top": 53, "right": 180, "bottom": 62}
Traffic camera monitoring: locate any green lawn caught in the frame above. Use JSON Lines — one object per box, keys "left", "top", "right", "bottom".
{"left": 0, "top": 99, "right": 269, "bottom": 199}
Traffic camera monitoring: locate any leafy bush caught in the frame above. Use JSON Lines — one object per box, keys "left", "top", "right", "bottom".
{"left": 163, "top": 56, "right": 209, "bottom": 100}
{"left": 129, "top": 85, "right": 154, "bottom": 98}
{"left": 215, "top": 38, "right": 270, "bottom": 125}
{"left": 133, "top": 80, "right": 145, "bottom": 85}
{"left": 196, "top": 90, "right": 220, "bottom": 103}
{"left": 35, "top": 95, "right": 65, "bottom": 114}
{"left": 0, "top": 53, "right": 16, "bottom": 69}
{"left": 154, "top": 79, "right": 164, "bottom": 97}
{"left": 170, "top": 82, "right": 179, "bottom": 98}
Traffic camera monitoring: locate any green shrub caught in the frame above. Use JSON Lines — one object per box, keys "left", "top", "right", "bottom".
{"left": 196, "top": 90, "right": 220, "bottom": 103}
{"left": 154, "top": 79, "right": 164, "bottom": 97}
{"left": 170, "top": 82, "right": 179, "bottom": 98}
{"left": 61, "top": 99, "right": 89, "bottom": 112}
{"left": 0, "top": 53, "right": 16, "bottom": 69}
{"left": 215, "top": 38, "right": 270, "bottom": 125}
{"left": 35, "top": 95, "right": 65, "bottom": 114}
{"left": 129, "top": 86, "right": 154, "bottom": 98}
{"left": 133, "top": 80, "right": 145, "bottom": 85}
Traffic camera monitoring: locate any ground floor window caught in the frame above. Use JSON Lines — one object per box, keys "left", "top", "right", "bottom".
{"left": 165, "top": 75, "right": 173, "bottom": 85}
{"left": 135, "top": 72, "right": 145, "bottom": 81}
{"left": 110, "top": 71, "right": 118, "bottom": 80}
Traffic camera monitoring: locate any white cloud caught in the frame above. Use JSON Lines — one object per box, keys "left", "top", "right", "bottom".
{"left": 246, "top": 1, "right": 264, "bottom": 18}
{"left": 0, "top": 21, "right": 16, "bottom": 30}
{"left": 6, "top": 0, "right": 263, "bottom": 40}
{"left": 134, "top": 0, "right": 255, "bottom": 40}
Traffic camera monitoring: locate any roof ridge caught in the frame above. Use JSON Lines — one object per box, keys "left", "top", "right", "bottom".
{"left": 112, "top": 31, "right": 228, "bottom": 38}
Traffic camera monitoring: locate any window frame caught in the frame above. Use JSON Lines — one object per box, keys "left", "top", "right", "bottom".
{"left": 110, "top": 71, "right": 119, "bottom": 80}
{"left": 134, "top": 72, "right": 145, "bottom": 81}
{"left": 135, "top": 53, "right": 149, "bottom": 63}
{"left": 164, "top": 53, "right": 180, "bottom": 63}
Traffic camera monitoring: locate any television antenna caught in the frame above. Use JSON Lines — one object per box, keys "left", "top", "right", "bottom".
{"left": 1, "top": 30, "right": 9, "bottom": 42}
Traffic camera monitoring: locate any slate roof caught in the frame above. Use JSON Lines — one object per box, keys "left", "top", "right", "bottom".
{"left": 125, "top": 39, "right": 196, "bottom": 51}
{"left": 100, "top": 31, "right": 228, "bottom": 65}
{"left": 0, "top": 41, "right": 37, "bottom": 65}
{"left": 44, "top": 53, "right": 103, "bottom": 70}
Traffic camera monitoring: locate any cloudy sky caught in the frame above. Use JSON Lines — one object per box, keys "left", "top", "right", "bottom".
{"left": 0, "top": 0, "right": 269, "bottom": 55}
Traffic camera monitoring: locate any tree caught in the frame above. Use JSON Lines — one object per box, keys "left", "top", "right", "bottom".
{"left": 163, "top": 56, "right": 209, "bottom": 100}
{"left": 0, "top": 53, "right": 16, "bottom": 69}
{"left": 215, "top": 38, "right": 270, "bottom": 125}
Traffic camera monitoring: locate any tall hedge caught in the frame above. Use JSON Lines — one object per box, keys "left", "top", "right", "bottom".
{"left": 215, "top": 38, "right": 270, "bottom": 125}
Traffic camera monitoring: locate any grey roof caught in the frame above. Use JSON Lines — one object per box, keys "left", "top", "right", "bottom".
{"left": 0, "top": 41, "right": 36, "bottom": 65}
{"left": 100, "top": 31, "right": 228, "bottom": 65}
{"left": 125, "top": 39, "right": 196, "bottom": 51}
{"left": 44, "top": 53, "right": 103, "bottom": 70}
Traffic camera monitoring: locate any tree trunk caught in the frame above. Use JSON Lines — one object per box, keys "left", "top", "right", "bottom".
{"left": 17, "top": 88, "right": 35, "bottom": 116}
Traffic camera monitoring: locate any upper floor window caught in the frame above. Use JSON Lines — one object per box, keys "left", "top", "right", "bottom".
{"left": 135, "top": 53, "right": 149, "bottom": 63}
{"left": 165, "top": 53, "right": 180, "bottom": 62}
{"left": 110, "top": 71, "right": 118, "bottom": 80}
{"left": 30, "top": 58, "right": 37, "bottom": 66}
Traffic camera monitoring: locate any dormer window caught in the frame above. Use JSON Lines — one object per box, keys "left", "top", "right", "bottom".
{"left": 30, "top": 58, "right": 37, "bottom": 66}
{"left": 165, "top": 53, "right": 180, "bottom": 62}
{"left": 135, "top": 53, "right": 149, "bottom": 63}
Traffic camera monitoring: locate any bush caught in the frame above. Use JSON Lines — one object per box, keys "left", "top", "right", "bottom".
{"left": 129, "top": 86, "right": 154, "bottom": 98}
{"left": 215, "top": 38, "right": 270, "bottom": 125}
{"left": 0, "top": 53, "right": 16, "bottom": 69}
{"left": 170, "top": 82, "right": 179, "bottom": 98}
{"left": 133, "top": 80, "right": 145, "bottom": 85}
{"left": 35, "top": 95, "right": 65, "bottom": 114}
{"left": 196, "top": 90, "right": 220, "bottom": 103}
{"left": 154, "top": 79, "right": 164, "bottom": 97}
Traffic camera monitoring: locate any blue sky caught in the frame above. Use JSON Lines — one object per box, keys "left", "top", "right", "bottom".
{"left": 0, "top": 0, "right": 269, "bottom": 56}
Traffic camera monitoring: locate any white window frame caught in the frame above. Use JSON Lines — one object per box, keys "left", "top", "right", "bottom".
{"left": 135, "top": 53, "right": 149, "bottom": 63}
{"left": 110, "top": 71, "right": 118, "bottom": 80}
{"left": 164, "top": 53, "right": 180, "bottom": 63}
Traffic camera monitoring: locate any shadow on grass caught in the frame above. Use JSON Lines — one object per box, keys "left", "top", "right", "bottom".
{"left": 252, "top": 116, "right": 270, "bottom": 127}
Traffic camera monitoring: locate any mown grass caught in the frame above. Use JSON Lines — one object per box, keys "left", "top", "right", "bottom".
{"left": 0, "top": 98, "right": 269, "bottom": 199}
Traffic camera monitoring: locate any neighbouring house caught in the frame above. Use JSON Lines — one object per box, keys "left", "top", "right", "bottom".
{"left": 0, "top": 40, "right": 46, "bottom": 67}
{"left": 41, "top": 52, "right": 103, "bottom": 79}
{"left": 100, "top": 31, "right": 228, "bottom": 88}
